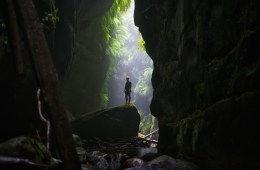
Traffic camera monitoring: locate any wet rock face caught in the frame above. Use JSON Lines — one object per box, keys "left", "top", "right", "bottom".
{"left": 135, "top": 0, "right": 260, "bottom": 169}
{"left": 136, "top": 0, "right": 260, "bottom": 122}
{"left": 57, "top": 0, "right": 114, "bottom": 116}
{"left": 36, "top": 0, "right": 115, "bottom": 116}
{"left": 161, "top": 92, "right": 260, "bottom": 170}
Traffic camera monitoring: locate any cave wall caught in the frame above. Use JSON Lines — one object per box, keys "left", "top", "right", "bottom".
{"left": 61, "top": 0, "right": 114, "bottom": 116}
{"left": 135, "top": 0, "right": 260, "bottom": 169}
{"left": 36, "top": 0, "right": 115, "bottom": 117}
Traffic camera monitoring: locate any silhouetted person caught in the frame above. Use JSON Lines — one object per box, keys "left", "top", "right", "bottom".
{"left": 124, "top": 77, "right": 132, "bottom": 104}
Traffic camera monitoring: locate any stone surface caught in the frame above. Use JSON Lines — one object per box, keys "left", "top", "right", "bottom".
{"left": 71, "top": 104, "right": 140, "bottom": 140}
{"left": 125, "top": 155, "right": 199, "bottom": 170}
{"left": 135, "top": 0, "right": 260, "bottom": 169}
{"left": 86, "top": 151, "right": 109, "bottom": 170}
{"left": 121, "top": 158, "right": 145, "bottom": 169}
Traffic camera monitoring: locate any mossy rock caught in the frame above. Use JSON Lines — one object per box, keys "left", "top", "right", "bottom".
{"left": 0, "top": 136, "right": 54, "bottom": 165}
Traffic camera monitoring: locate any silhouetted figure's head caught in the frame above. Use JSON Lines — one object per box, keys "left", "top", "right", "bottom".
{"left": 126, "top": 77, "right": 129, "bottom": 81}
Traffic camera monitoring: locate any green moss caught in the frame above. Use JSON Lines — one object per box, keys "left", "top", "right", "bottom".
{"left": 0, "top": 136, "right": 54, "bottom": 165}
{"left": 123, "top": 103, "right": 135, "bottom": 108}
{"left": 176, "top": 110, "right": 205, "bottom": 158}
{"left": 192, "top": 118, "right": 205, "bottom": 152}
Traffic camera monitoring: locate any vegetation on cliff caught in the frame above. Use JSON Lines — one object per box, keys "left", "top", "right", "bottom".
{"left": 102, "top": 1, "right": 156, "bottom": 135}
{"left": 100, "top": 0, "right": 131, "bottom": 107}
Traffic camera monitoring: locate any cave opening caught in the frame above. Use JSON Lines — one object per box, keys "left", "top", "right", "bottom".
{"left": 103, "top": 0, "right": 158, "bottom": 138}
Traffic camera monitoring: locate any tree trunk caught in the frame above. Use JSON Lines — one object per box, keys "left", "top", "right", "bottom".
{"left": 15, "top": 0, "right": 81, "bottom": 169}
{"left": 5, "top": 0, "right": 24, "bottom": 74}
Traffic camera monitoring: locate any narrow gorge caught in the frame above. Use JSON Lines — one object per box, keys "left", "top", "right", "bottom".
{"left": 0, "top": 0, "right": 259, "bottom": 170}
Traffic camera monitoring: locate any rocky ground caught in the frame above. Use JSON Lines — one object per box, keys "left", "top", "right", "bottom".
{"left": 0, "top": 105, "right": 200, "bottom": 170}
{"left": 0, "top": 135, "right": 200, "bottom": 170}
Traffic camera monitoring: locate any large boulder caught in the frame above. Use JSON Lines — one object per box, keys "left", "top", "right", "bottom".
{"left": 71, "top": 104, "right": 140, "bottom": 140}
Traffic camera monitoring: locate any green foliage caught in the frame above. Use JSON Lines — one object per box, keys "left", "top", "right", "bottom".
{"left": 134, "top": 68, "right": 153, "bottom": 96}
{"left": 100, "top": 1, "right": 155, "bottom": 134}
{"left": 101, "top": 0, "right": 131, "bottom": 55}
{"left": 138, "top": 111, "right": 147, "bottom": 132}
{"left": 100, "top": 0, "right": 131, "bottom": 107}
{"left": 42, "top": 0, "right": 59, "bottom": 28}
{"left": 139, "top": 111, "right": 157, "bottom": 134}
{"left": 101, "top": 93, "right": 109, "bottom": 108}
{"left": 138, "top": 38, "right": 146, "bottom": 51}
{"left": 99, "top": 1, "right": 155, "bottom": 136}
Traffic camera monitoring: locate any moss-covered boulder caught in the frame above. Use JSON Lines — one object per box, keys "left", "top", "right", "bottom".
{"left": 71, "top": 104, "right": 140, "bottom": 140}
{"left": 0, "top": 136, "right": 54, "bottom": 169}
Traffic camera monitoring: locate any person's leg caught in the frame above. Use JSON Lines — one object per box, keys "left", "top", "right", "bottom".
{"left": 128, "top": 93, "right": 131, "bottom": 104}
{"left": 125, "top": 93, "right": 127, "bottom": 104}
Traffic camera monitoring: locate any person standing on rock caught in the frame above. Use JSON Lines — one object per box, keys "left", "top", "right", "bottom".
{"left": 124, "top": 77, "right": 132, "bottom": 104}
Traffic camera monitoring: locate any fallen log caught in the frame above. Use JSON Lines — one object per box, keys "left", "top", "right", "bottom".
{"left": 0, "top": 156, "right": 90, "bottom": 170}
{"left": 0, "top": 156, "right": 57, "bottom": 168}
{"left": 136, "top": 137, "right": 158, "bottom": 144}
{"left": 144, "top": 129, "right": 159, "bottom": 138}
